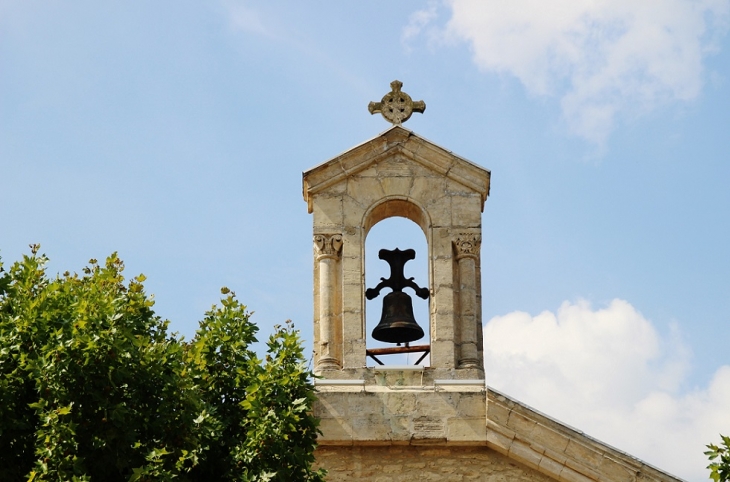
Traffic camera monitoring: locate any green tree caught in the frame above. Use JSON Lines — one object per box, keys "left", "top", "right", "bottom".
{"left": 707, "top": 435, "right": 730, "bottom": 482}
{"left": 0, "top": 246, "right": 325, "bottom": 482}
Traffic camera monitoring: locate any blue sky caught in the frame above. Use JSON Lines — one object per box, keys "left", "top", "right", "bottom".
{"left": 1, "top": 1, "right": 728, "bottom": 479}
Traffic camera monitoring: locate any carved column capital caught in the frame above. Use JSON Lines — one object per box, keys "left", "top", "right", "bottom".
{"left": 454, "top": 233, "right": 481, "bottom": 260}
{"left": 314, "top": 234, "right": 343, "bottom": 260}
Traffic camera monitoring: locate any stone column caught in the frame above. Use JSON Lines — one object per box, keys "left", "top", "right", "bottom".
{"left": 454, "top": 233, "right": 481, "bottom": 369}
{"left": 315, "top": 233, "right": 343, "bottom": 370}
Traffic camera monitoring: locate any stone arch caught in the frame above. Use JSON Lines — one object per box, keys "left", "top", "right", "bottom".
{"left": 362, "top": 196, "right": 430, "bottom": 237}
{"left": 362, "top": 197, "right": 433, "bottom": 360}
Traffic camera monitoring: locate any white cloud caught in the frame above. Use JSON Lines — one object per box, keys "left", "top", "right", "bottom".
{"left": 402, "top": 2, "right": 440, "bottom": 51}
{"left": 431, "top": 0, "right": 730, "bottom": 144}
{"left": 484, "top": 299, "right": 730, "bottom": 481}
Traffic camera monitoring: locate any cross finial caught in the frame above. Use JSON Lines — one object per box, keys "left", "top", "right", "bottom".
{"left": 368, "top": 80, "right": 426, "bottom": 125}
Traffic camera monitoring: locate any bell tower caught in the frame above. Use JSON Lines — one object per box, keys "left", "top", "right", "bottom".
{"left": 303, "top": 80, "right": 490, "bottom": 448}
{"left": 304, "top": 81, "right": 490, "bottom": 379}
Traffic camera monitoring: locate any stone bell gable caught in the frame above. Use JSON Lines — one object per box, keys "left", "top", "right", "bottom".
{"left": 303, "top": 82, "right": 682, "bottom": 482}
{"left": 303, "top": 125, "right": 490, "bottom": 376}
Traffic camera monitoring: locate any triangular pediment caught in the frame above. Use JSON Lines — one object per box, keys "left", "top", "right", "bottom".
{"left": 302, "top": 125, "right": 490, "bottom": 213}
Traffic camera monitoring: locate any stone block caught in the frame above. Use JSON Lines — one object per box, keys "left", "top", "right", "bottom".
{"left": 431, "top": 257, "right": 454, "bottom": 288}
{"left": 339, "top": 149, "right": 373, "bottom": 174}
{"left": 304, "top": 167, "right": 339, "bottom": 194}
{"left": 376, "top": 155, "right": 413, "bottom": 177}
{"left": 342, "top": 195, "right": 366, "bottom": 223}
{"left": 352, "top": 414, "right": 395, "bottom": 443}
{"left": 542, "top": 446, "right": 568, "bottom": 465}
{"left": 383, "top": 392, "right": 418, "bottom": 415}
{"left": 312, "top": 194, "right": 344, "bottom": 228}
{"left": 530, "top": 424, "right": 570, "bottom": 454}
{"left": 507, "top": 410, "right": 537, "bottom": 436}
{"left": 318, "top": 417, "right": 354, "bottom": 444}
{"left": 357, "top": 164, "right": 379, "bottom": 177}
{"left": 430, "top": 340, "right": 456, "bottom": 368}
{"left": 431, "top": 313, "right": 455, "bottom": 341}
{"left": 348, "top": 394, "right": 386, "bottom": 419}
{"left": 509, "top": 439, "right": 543, "bottom": 471}
{"left": 538, "top": 453, "right": 566, "bottom": 479}
{"left": 342, "top": 318, "right": 364, "bottom": 343}
{"left": 343, "top": 341, "right": 365, "bottom": 368}
{"left": 451, "top": 195, "right": 482, "bottom": 227}
{"left": 342, "top": 264, "right": 363, "bottom": 285}
{"left": 597, "top": 456, "right": 635, "bottom": 480}
{"left": 412, "top": 415, "right": 446, "bottom": 436}
{"left": 415, "top": 393, "right": 456, "bottom": 417}
{"left": 342, "top": 284, "right": 363, "bottom": 311}
{"left": 347, "top": 177, "right": 384, "bottom": 208}
{"left": 456, "top": 393, "right": 487, "bottom": 418}
{"left": 445, "top": 177, "right": 472, "bottom": 196}
{"left": 380, "top": 176, "right": 413, "bottom": 197}
{"left": 564, "top": 440, "right": 604, "bottom": 471}
{"left": 446, "top": 166, "right": 488, "bottom": 197}
{"left": 486, "top": 426, "right": 513, "bottom": 455}
{"left": 387, "top": 415, "right": 413, "bottom": 442}
{"left": 558, "top": 465, "right": 594, "bottom": 482}
{"left": 315, "top": 393, "right": 348, "bottom": 418}
{"left": 425, "top": 195, "right": 452, "bottom": 226}
{"left": 487, "top": 399, "right": 511, "bottom": 426}
{"left": 446, "top": 417, "right": 487, "bottom": 443}
{"left": 409, "top": 176, "right": 446, "bottom": 204}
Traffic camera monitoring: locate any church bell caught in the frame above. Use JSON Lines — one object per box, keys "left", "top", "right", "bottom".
{"left": 366, "top": 248, "right": 429, "bottom": 345}
{"left": 372, "top": 291, "right": 424, "bottom": 344}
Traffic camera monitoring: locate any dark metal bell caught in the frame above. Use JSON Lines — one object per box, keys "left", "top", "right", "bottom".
{"left": 372, "top": 291, "right": 424, "bottom": 344}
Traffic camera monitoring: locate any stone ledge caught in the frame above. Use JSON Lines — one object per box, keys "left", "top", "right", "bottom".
{"left": 315, "top": 386, "right": 487, "bottom": 446}
{"left": 315, "top": 379, "right": 366, "bottom": 386}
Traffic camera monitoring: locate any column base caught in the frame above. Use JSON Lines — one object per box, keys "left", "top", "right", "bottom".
{"left": 317, "top": 357, "right": 341, "bottom": 371}
{"left": 458, "top": 359, "right": 480, "bottom": 369}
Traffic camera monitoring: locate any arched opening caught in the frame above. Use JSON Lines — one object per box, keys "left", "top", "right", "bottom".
{"left": 363, "top": 199, "right": 431, "bottom": 367}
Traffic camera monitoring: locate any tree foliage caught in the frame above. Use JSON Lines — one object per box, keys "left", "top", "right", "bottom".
{"left": 0, "top": 246, "right": 325, "bottom": 482}
{"left": 707, "top": 435, "right": 730, "bottom": 482}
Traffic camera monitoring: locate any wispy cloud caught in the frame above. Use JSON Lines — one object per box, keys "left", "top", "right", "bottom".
{"left": 402, "top": 2, "right": 440, "bottom": 51}
{"left": 412, "top": 0, "right": 730, "bottom": 145}
{"left": 484, "top": 299, "right": 730, "bottom": 481}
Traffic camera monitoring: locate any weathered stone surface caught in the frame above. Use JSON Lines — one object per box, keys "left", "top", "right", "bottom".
{"left": 368, "top": 80, "right": 426, "bottom": 126}
{"left": 315, "top": 445, "right": 555, "bottom": 482}
{"left": 315, "top": 381, "right": 486, "bottom": 446}
{"left": 485, "top": 388, "right": 684, "bottom": 482}
{"left": 304, "top": 125, "right": 490, "bottom": 374}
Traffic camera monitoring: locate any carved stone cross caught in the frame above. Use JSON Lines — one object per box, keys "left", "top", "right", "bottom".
{"left": 368, "top": 80, "right": 426, "bottom": 125}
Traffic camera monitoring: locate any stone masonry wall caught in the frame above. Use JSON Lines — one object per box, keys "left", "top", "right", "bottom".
{"left": 315, "top": 445, "right": 555, "bottom": 482}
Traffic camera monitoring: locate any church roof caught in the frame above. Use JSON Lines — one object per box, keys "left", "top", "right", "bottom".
{"left": 487, "top": 388, "right": 684, "bottom": 481}
{"left": 302, "top": 125, "right": 491, "bottom": 214}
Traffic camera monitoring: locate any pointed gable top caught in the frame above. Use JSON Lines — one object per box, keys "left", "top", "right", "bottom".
{"left": 302, "top": 125, "right": 490, "bottom": 213}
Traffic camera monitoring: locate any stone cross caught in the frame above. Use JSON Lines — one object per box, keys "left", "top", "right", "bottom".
{"left": 368, "top": 80, "right": 426, "bottom": 125}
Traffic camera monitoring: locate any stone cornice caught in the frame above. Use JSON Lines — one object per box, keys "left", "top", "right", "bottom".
{"left": 486, "top": 388, "right": 684, "bottom": 482}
